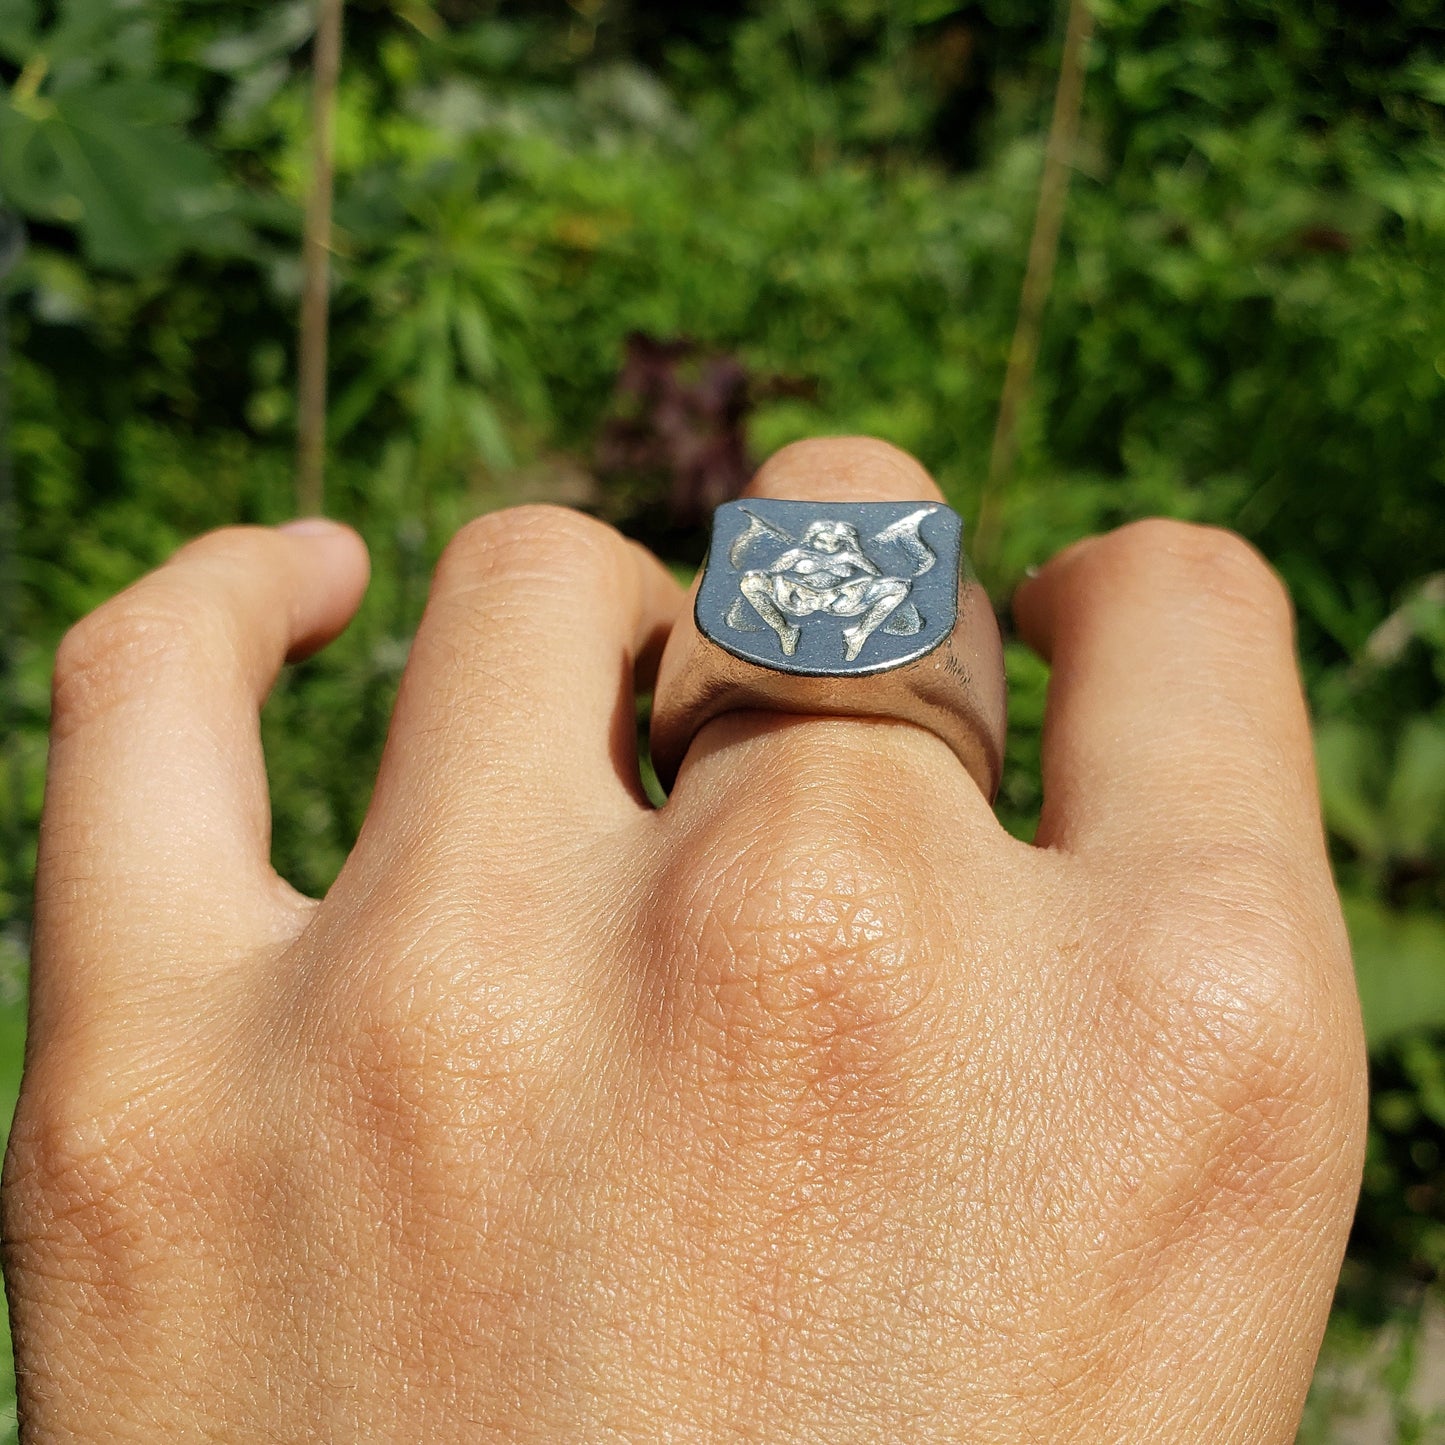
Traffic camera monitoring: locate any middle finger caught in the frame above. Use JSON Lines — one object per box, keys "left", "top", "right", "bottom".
{"left": 350, "top": 505, "right": 684, "bottom": 881}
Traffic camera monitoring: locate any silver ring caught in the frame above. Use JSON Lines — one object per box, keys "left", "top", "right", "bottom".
{"left": 650, "top": 498, "right": 1007, "bottom": 797}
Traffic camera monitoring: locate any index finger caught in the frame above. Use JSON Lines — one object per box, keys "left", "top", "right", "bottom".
{"left": 34, "top": 523, "right": 369, "bottom": 1035}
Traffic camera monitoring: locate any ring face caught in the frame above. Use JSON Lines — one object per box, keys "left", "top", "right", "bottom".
{"left": 695, "top": 499, "right": 962, "bottom": 678}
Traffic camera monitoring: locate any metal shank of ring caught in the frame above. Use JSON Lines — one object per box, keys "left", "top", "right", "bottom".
{"left": 649, "top": 499, "right": 1007, "bottom": 799}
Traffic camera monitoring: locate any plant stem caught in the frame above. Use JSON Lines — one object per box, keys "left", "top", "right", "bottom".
{"left": 973, "top": 0, "right": 1094, "bottom": 579}
{"left": 297, "top": 0, "right": 345, "bottom": 518}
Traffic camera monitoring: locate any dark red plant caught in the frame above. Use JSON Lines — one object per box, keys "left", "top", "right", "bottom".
{"left": 596, "top": 333, "right": 814, "bottom": 532}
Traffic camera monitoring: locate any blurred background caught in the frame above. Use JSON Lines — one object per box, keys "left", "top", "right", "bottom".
{"left": 2, "top": 0, "right": 1443, "bottom": 1436}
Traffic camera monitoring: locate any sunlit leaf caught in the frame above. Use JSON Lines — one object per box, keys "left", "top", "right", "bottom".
{"left": 1385, "top": 717, "right": 1445, "bottom": 863}
{"left": 1316, "top": 720, "right": 1387, "bottom": 862}
{"left": 453, "top": 297, "right": 496, "bottom": 381}
{"left": 1346, "top": 893, "right": 1445, "bottom": 1049}
{"left": 462, "top": 393, "right": 510, "bottom": 468}
{"left": 1399, "top": 1035, "right": 1445, "bottom": 1129}
{"left": 199, "top": 0, "right": 312, "bottom": 73}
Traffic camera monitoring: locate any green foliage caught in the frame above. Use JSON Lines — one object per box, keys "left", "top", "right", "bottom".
{"left": 1349, "top": 896, "right": 1445, "bottom": 1052}
{"left": 1317, "top": 612, "right": 1445, "bottom": 1048}
{"left": 331, "top": 167, "right": 551, "bottom": 470}
{"left": 0, "top": 0, "right": 245, "bottom": 268}
{"left": 3, "top": 0, "right": 1445, "bottom": 1426}
{"left": 1300, "top": 1282, "right": 1445, "bottom": 1444}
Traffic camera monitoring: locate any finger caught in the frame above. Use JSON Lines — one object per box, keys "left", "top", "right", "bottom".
{"left": 661, "top": 436, "right": 999, "bottom": 830}
{"left": 741, "top": 435, "right": 948, "bottom": 506}
{"left": 354, "top": 506, "right": 685, "bottom": 861}
{"left": 35, "top": 521, "right": 369, "bottom": 1016}
{"left": 1012, "top": 519, "right": 1325, "bottom": 866}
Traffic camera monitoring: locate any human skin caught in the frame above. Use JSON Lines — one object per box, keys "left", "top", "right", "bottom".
{"left": 4, "top": 437, "right": 1366, "bottom": 1441}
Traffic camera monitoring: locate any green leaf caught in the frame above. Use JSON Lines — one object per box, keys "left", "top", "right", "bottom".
{"left": 1316, "top": 720, "right": 1386, "bottom": 861}
{"left": 0, "top": 78, "right": 226, "bottom": 270}
{"left": 199, "top": 1, "right": 313, "bottom": 75}
{"left": 330, "top": 311, "right": 426, "bottom": 441}
{"left": 414, "top": 308, "right": 456, "bottom": 448}
{"left": 0, "top": 0, "right": 37, "bottom": 61}
{"left": 461, "top": 393, "right": 511, "bottom": 468}
{"left": 1398, "top": 60, "right": 1445, "bottom": 107}
{"left": 1399, "top": 1035, "right": 1445, "bottom": 1129}
{"left": 66, "top": 76, "right": 193, "bottom": 128}
{"left": 1345, "top": 893, "right": 1445, "bottom": 1050}
{"left": 453, "top": 297, "right": 497, "bottom": 382}
{"left": 43, "top": 0, "right": 145, "bottom": 72}
{"left": 1383, "top": 716, "right": 1445, "bottom": 862}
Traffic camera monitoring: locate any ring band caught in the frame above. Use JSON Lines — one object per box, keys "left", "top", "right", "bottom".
{"left": 649, "top": 498, "right": 1007, "bottom": 797}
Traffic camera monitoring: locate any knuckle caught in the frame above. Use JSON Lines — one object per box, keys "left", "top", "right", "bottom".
{"left": 1107, "top": 519, "right": 1293, "bottom": 630}
{"left": 655, "top": 779, "right": 945, "bottom": 1144}
{"left": 6, "top": 1095, "right": 121, "bottom": 1228}
{"left": 1114, "top": 898, "right": 1366, "bottom": 1219}
{"left": 2, "top": 1057, "right": 272, "bottom": 1357}
{"left": 1149, "top": 859, "right": 1358, "bottom": 1056}
{"left": 436, "top": 505, "right": 619, "bottom": 596}
{"left": 4, "top": 1069, "right": 186, "bottom": 1282}
{"left": 316, "top": 930, "right": 562, "bottom": 1172}
{"left": 317, "top": 988, "right": 556, "bottom": 1233}
{"left": 324, "top": 1005, "right": 456, "bottom": 1176}
{"left": 51, "top": 588, "right": 226, "bottom": 740}
{"left": 1173, "top": 1021, "right": 1358, "bottom": 1232}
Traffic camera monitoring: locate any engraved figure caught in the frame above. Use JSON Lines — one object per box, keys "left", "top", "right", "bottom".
{"left": 725, "top": 507, "right": 937, "bottom": 661}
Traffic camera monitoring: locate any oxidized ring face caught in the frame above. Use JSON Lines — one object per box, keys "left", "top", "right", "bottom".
{"left": 695, "top": 499, "right": 963, "bottom": 677}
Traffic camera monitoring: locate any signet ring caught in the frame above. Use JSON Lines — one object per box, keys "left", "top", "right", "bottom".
{"left": 649, "top": 498, "right": 1007, "bottom": 798}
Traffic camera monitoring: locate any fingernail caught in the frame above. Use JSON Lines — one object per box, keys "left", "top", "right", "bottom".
{"left": 1022, "top": 563, "right": 1041, "bottom": 580}
{"left": 279, "top": 517, "right": 344, "bottom": 537}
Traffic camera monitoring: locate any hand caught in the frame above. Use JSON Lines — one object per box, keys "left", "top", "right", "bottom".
{"left": 5, "top": 438, "right": 1365, "bottom": 1441}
